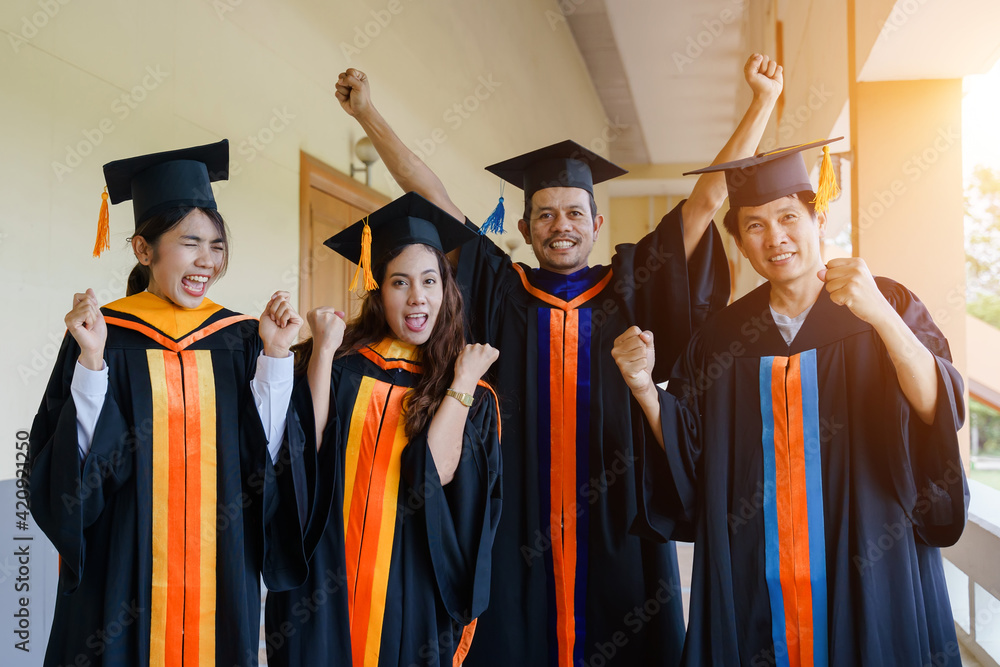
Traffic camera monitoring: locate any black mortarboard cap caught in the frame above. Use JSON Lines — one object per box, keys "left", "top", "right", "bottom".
{"left": 683, "top": 137, "right": 843, "bottom": 211}
{"left": 485, "top": 140, "right": 627, "bottom": 202}
{"left": 102, "top": 139, "right": 230, "bottom": 226}
{"left": 324, "top": 192, "right": 476, "bottom": 291}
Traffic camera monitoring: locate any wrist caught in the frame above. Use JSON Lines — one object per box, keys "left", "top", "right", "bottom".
{"left": 264, "top": 345, "right": 291, "bottom": 359}
{"left": 750, "top": 92, "right": 778, "bottom": 110}
{"left": 78, "top": 351, "right": 104, "bottom": 372}
{"left": 632, "top": 379, "right": 658, "bottom": 404}
{"left": 450, "top": 375, "right": 478, "bottom": 395}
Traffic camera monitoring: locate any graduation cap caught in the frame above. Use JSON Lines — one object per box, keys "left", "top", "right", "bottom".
{"left": 93, "top": 139, "right": 229, "bottom": 257}
{"left": 683, "top": 137, "right": 843, "bottom": 213}
{"left": 324, "top": 191, "right": 476, "bottom": 291}
{"left": 478, "top": 140, "right": 628, "bottom": 235}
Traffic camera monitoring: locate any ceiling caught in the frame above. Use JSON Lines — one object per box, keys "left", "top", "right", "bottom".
{"left": 565, "top": 0, "right": 751, "bottom": 167}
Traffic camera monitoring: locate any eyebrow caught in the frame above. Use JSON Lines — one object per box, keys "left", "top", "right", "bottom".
{"left": 180, "top": 235, "right": 226, "bottom": 243}
{"left": 741, "top": 207, "right": 800, "bottom": 225}
{"left": 387, "top": 268, "right": 440, "bottom": 279}
{"left": 534, "top": 203, "right": 587, "bottom": 213}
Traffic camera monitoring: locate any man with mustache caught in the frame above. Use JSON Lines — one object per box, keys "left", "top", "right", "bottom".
{"left": 335, "top": 55, "right": 782, "bottom": 666}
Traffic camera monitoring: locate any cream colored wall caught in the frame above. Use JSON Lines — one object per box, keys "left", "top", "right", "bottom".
{"left": 0, "top": 0, "right": 610, "bottom": 479}
{"left": 608, "top": 195, "right": 683, "bottom": 251}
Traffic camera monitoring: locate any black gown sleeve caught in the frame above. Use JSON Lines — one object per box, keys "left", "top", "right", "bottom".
{"left": 629, "top": 335, "right": 704, "bottom": 544}
{"left": 876, "top": 278, "right": 968, "bottom": 547}
{"left": 455, "top": 220, "right": 516, "bottom": 346}
{"left": 27, "top": 332, "right": 133, "bottom": 593}
{"left": 611, "top": 200, "right": 730, "bottom": 382}
{"left": 246, "top": 331, "right": 331, "bottom": 591}
{"left": 400, "top": 384, "right": 503, "bottom": 623}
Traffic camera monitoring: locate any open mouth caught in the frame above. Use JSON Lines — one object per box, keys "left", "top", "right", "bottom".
{"left": 404, "top": 313, "right": 428, "bottom": 332}
{"left": 182, "top": 274, "right": 210, "bottom": 296}
{"left": 769, "top": 252, "right": 794, "bottom": 263}
{"left": 549, "top": 239, "right": 577, "bottom": 250}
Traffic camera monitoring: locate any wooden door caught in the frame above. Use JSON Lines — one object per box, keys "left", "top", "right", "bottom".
{"left": 299, "top": 152, "right": 390, "bottom": 332}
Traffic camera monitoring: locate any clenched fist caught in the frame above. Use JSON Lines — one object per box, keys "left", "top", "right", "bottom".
{"left": 612, "top": 326, "right": 656, "bottom": 399}
{"left": 452, "top": 343, "right": 499, "bottom": 394}
{"left": 66, "top": 288, "right": 106, "bottom": 371}
{"left": 259, "top": 291, "right": 303, "bottom": 358}
{"left": 307, "top": 306, "right": 347, "bottom": 356}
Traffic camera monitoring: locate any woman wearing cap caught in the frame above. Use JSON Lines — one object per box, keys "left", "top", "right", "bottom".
{"left": 264, "top": 192, "right": 502, "bottom": 667}
{"left": 29, "top": 140, "right": 321, "bottom": 667}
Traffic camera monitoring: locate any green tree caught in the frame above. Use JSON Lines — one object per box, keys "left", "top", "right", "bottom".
{"left": 966, "top": 165, "right": 1000, "bottom": 328}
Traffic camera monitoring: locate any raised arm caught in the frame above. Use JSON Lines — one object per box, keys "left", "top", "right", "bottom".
{"left": 303, "top": 307, "right": 346, "bottom": 446}
{"left": 681, "top": 54, "right": 783, "bottom": 259}
{"left": 426, "top": 343, "right": 499, "bottom": 484}
{"left": 336, "top": 68, "right": 465, "bottom": 221}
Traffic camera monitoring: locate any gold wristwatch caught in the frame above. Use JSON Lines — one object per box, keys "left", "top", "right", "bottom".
{"left": 446, "top": 388, "right": 474, "bottom": 407}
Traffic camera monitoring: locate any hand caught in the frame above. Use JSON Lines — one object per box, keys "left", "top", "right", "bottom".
{"left": 744, "top": 53, "right": 782, "bottom": 103}
{"left": 612, "top": 326, "right": 656, "bottom": 399}
{"left": 259, "top": 291, "right": 303, "bottom": 358}
{"left": 818, "top": 258, "right": 892, "bottom": 325}
{"left": 307, "top": 306, "right": 347, "bottom": 356}
{"left": 451, "top": 343, "right": 499, "bottom": 392}
{"left": 66, "top": 288, "right": 106, "bottom": 370}
{"left": 335, "top": 68, "right": 373, "bottom": 120}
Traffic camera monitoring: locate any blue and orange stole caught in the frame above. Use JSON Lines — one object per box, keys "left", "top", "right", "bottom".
{"left": 514, "top": 265, "right": 613, "bottom": 667}
{"left": 102, "top": 292, "right": 255, "bottom": 667}
{"left": 759, "top": 350, "right": 829, "bottom": 667}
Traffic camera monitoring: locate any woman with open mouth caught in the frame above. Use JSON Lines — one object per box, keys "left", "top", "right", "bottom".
{"left": 28, "top": 139, "right": 321, "bottom": 667}
{"left": 264, "top": 191, "right": 502, "bottom": 667}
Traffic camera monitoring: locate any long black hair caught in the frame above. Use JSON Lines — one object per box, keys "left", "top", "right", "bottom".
{"left": 294, "top": 244, "right": 466, "bottom": 439}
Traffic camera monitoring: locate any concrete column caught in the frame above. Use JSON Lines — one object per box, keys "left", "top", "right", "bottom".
{"left": 854, "top": 78, "right": 969, "bottom": 460}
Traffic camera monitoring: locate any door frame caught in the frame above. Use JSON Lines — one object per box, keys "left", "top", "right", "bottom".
{"left": 299, "top": 151, "right": 390, "bottom": 314}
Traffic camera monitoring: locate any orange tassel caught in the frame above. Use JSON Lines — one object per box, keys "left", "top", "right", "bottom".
{"left": 349, "top": 217, "right": 379, "bottom": 292}
{"left": 811, "top": 145, "right": 841, "bottom": 214}
{"left": 93, "top": 187, "right": 110, "bottom": 258}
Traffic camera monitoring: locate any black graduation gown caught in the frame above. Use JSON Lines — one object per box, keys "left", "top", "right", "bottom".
{"left": 264, "top": 338, "right": 502, "bottom": 667}
{"left": 457, "top": 202, "right": 730, "bottom": 667}
{"left": 28, "top": 294, "right": 319, "bottom": 667}
{"left": 632, "top": 278, "right": 968, "bottom": 666}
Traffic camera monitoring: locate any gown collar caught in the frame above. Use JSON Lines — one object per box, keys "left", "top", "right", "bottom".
{"left": 103, "top": 291, "right": 224, "bottom": 340}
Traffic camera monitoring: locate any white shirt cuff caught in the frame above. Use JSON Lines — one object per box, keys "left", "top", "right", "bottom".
{"left": 251, "top": 352, "right": 294, "bottom": 463}
{"left": 71, "top": 360, "right": 108, "bottom": 461}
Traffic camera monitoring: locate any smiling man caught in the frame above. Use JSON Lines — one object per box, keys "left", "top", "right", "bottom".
{"left": 614, "top": 139, "right": 968, "bottom": 666}
{"left": 335, "top": 55, "right": 782, "bottom": 666}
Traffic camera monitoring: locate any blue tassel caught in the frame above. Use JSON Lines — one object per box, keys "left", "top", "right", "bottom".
{"left": 480, "top": 196, "right": 505, "bottom": 235}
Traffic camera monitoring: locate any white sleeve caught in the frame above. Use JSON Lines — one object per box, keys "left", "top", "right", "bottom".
{"left": 250, "top": 352, "right": 295, "bottom": 463}
{"left": 71, "top": 360, "right": 109, "bottom": 461}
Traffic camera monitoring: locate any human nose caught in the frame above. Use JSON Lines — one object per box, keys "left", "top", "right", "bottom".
{"left": 764, "top": 223, "right": 787, "bottom": 247}
{"left": 408, "top": 283, "right": 427, "bottom": 304}
{"left": 551, "top": 212, "right": 573, "bottom": 231}
{"left": 194, "top": 245, "right": 215, "bottom": 267}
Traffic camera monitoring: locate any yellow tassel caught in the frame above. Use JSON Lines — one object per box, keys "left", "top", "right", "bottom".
{"left": 811, "top": 145, "right": 841, "bottom": 214}
{"left": 349, "top": 217, "right": 379, "bottom": 292}
{"left": 93, "top": 187, "right": 110, "bottom": 258}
